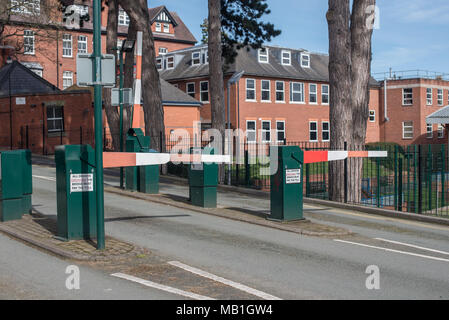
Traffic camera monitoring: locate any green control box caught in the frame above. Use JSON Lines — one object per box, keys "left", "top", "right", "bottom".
{"left": 270, "top": 146, "right": 304, "bottom": 221}
{"left": 0, "top": 150, "right": 24, "bottom": 222}
{"left": 188, "top": 147, "right": 218, "bottom": 208}
{"left": 125, "top": 128, "right": 159, "bottom": 194}
{"left": 19, "top": 149, "right": 33, "bottom": 214}
{"left": 55, "top": 145, "right": 97, "bottom": 240}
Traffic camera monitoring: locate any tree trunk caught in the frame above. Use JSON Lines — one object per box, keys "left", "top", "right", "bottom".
{"left": 119, "top": 0, "right": 166, "bottom": 153}
{"left": 208, "top": 0, "right": 226, "bottom": 183}
{"left": 327, "top": 0, "right": 352, "bottom": 202}
{"left": 104, "top": 0, "right": 120, "bottom": 151}
{"left": 347, "top": 0, "right": 376, "bottom": 204}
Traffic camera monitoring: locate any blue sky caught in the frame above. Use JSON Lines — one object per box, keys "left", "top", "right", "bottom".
{"left": 149, "top": 0, "right": 449, "bottom": 75}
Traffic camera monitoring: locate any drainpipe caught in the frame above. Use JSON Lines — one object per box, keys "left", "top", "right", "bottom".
{"left": 384, "top": 78, "right": 389, "bottom": 122}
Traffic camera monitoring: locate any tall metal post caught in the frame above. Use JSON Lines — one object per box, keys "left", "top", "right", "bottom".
{"left": 227, "top": 82, "right": 231, "bottom": 185}
{"left": 93, "top": 0, "right": 105, "bottom": 250}
{"left": 119, "top": 51, "right": 124, "bottom": 189}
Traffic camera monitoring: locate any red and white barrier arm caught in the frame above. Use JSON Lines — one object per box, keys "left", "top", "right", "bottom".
{"left": 304, "top": 151, "right": 388, "bottom": 164}
{"left": 103, "top": 152, "right": 231, "bottom": 169}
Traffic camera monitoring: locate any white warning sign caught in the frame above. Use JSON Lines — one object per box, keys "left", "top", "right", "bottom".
{"left": 70, "top": 174, "right": 94, "bottom": 193}
{"left": 285, "top": 169, "right": 301, "bottom": 184}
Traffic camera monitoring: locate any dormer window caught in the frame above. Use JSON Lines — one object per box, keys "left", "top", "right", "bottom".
{"left": 155, "top": 22, "right": 162, "bottom": 32}
{"left": 159, "top": 47, "right": 168, "bottom": 55}
{"left": 202, "top": 51, "right": 209, "bottom": 64}
{"left": 258, "top": 48, "right": 269, "bottom": 63}
{"left": 156, "top": 58, "right": 163, "bottom": 71}
{"left": 301, "top": 53, "right": 310, "bottom": 68}
{"left": 192, "top": 52, "right": 201, "bottom": 66}
{"left": 282, "top": 50, "right": 291, "bottom": 65}
{"left": 166, "top": 56, "right": 174, "bottom": 69}
{"left": 163, "top": 23, "right": 170, "bottom": 33}
{"left": 118, "top": 9, "right": 130, "bottom": 26}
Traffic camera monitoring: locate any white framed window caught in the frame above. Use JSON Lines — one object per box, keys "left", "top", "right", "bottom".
{"left": 322, "top": 84, "right": 329, "bottom": 104}
{"left": 309, "top": 121, "right": 318, "bottom": 142}
{"left": 261, "top": 80, "right": 270, "bottom": 102}
{"left": 202, "top": 51, "right": 209, "bottom": 64}
{"left": 426, "top": 88, "right": 433, "bottom": 105}
{"left": 62, "top": 71, "right": 73, "bottom": 89}
{"left": 246, "top": 120, "right": 256, "bottom": 143}
{"left": 156, "top": 58, "right": 163, "bottom": 71}
{"left": 281, "top": 50, "right": 291, "bottom": 65}
{"left": 47, "top": 106, "right": 64, "bottom": 133}
{"left": 261, "top": 120, "right": 271, "bottom": 143}
{"left": 23, "top": 30, "right": 34, "bottom": 55}
{"left": 403, "top": 88, "right": 413, "bottom": 105}
{"left": 309, "top": 84, "right": 317, "bottom": 104}
{"left": 301, "top": 53, "right": 310, "bottom": 68}
{"left": 62, "top": 34, "right": 72, "bottom": 57}
{"left": 276, "top": 121, "right": 285, "bottom": 142}
{"left": 166, "top": 56, "right": 174, "bottom": 69}
{"left": 437, "top": 89, "right": 443, "bottom": 106}
{"left": 159, "top": 47, "right": 168, "bottom": 55}
{"left": 290, "top": 82, "right": 304, "bottom": 103}
{"left": 438, "top": 124, "right": 445, "bottom": 139}
{"left": 246, "top": 79, "right": 256, "bottom": 101}
{"left": 322, "top": 121, "right": 330, "bottom": 142}
{"left": 78, "top": 35, "right": 87, "bottom": 54}
{"left": 275, "top": 81, "right": 285, "bottom": 102}
{"left": 200, "top": 81, "right": 209, "bottom": 102}
{"left": 402, "top": 121, "right": 413, "bottom": 139}
{"left": 10, "top": 0, "right": 40, "bottom": 15}
{"left": 118, "top": 9, "right": 130, "bottom": 26}
{"left": 163, "top": 23, "right": 170, "bottom": 33}
{"left": 369, "top": 110, "right": 375, "bottom": 122}
{"left": 192, "top": 52, "right": 201, "bottom": 66}
{"left": 155, "top": 22, "right": 162, "bottom": 32}
{"left": 426, "top": 124, "right": 433, "bottom": 139}
{"left": 187, "top": 82, "right": 195, "bottom": 98}
{"left": 258, "top": 48, "right": 269, "bottom": 63}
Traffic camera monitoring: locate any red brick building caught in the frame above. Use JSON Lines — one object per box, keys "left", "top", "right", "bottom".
{"left": 159, "top": 45, "right": 381, "bottom": 144}
{"left": 378, "top": 73, "right": 449, "bottom": 145}
{"left": 0, "top": 1, "right": 197, "bottom": 89}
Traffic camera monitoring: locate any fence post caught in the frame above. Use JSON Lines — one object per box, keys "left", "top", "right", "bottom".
{"left": 406, "top": 145, "right": 411, "bottom": 212}
{"left": 418, "top": 145, "right": 422, "bottom": 214}
{"left": 60, "top": 129, "right": 63, "bottom": 146}
{"left": 441, "top": 144, "right": 445, "bottom": 211}
{"left": 26, "top": 125, "right": 29, "bottom": 149}
{"left": 80, "top": 126, "right": 83, "bottom": 145}
{"left": 245, "top": 150, "right": 250, "bottom": 187}
{"left": 305, "top": 162, "right": 310, "bottom": 197}
{"left": 42, "top": 123, "right": 46, "bottom": 155}
{"left": 394, "top": 145, "right": 398, "bottom": 210}
{"left": 398, "top": 158, "right": 403, "bottom": 212}
{"left": 428, "top": 144, "right": 432, "bottom": 212}
{"left": 344, "top": 141, "right": 348, "bottom": 203}
{"left": 376, "top": 152, "right": 381, "bottom": 208}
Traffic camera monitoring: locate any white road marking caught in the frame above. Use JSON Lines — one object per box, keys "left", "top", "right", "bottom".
{"left": 111, "top": 273, "right": 214, "bottom": 300}
{"left": 168, "top": 261, "right": 282, "bottom": 300}
{"left": 334, "top": 239, "right": 449, "bottom": 263}
{"left": 375, "top": 238, "right": 449, "bottom": 256}
{"left": 33, "top": 175, "right": 56, "bottom": 182}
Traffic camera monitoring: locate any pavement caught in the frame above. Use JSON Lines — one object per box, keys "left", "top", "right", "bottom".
{"left": 0, "top": 157, "right": 449, "bottom": 299}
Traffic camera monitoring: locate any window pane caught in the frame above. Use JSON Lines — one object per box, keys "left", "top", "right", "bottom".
{"left": 247, "top": 121, "right": 255, "bottom": 130}
{"left": 262, "top": 81, "right": 270, "bottom": 90}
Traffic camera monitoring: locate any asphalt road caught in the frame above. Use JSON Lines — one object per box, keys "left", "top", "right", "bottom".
{"left": 3, "top": 164, "right": 449, "bottom": 299}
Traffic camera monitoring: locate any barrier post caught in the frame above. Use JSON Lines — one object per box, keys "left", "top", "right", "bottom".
{"left": 0, "top": 151, "right": 24, "bottom": 222}
{"left": 188, "top": 147, "right": 218, "bottom": 208}
{"left": 269, "top": 146, "right": 304, "bottom": 221}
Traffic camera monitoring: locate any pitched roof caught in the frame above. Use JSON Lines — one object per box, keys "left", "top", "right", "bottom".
{"left": 0, "top": 61, "right": 60, "bottom": 97}
{"left": 426, "top": 105, "right": 449, "bottom": 124}
{"left": 159, "top": 45, "right": 380, "bottom": 86}
{"left": 160, "top": 78, "right": 201, "bottom": 106}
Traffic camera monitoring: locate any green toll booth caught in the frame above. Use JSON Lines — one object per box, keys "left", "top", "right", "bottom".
{"left": 55, "top": 145, "right": 97, "bottom": 241}
{"left": 188, "top": 147, "right": 218, "bottom": 208}
{"left": 269, "top": 146, "right": 304, "bottom": 221}
{"left": 0, "top": 150, "right": 24, "bottom": 222}
{"left": 125, "top": 128, "right": 159, "bottom": 194}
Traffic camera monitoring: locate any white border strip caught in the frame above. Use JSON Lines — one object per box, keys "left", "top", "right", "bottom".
{"left": 368, "top": 151, "right": 388, "bottom": 158}
{"left": 111, "top": 273, "right": 215, "bottom": 300}
{"left": 334, "top": 239, "right": 449, "bottom": 263}
{"left": 375, "top": 238, "right": 449, "bottom": 256}
{"left": 168, "top": 261, "right": 282, "bottom": 300}
{"left": 327, "top": 151, "right": 348, "bottom": 161}
{"left": 136, "top": 153, "right": 171, "bottom": 166}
